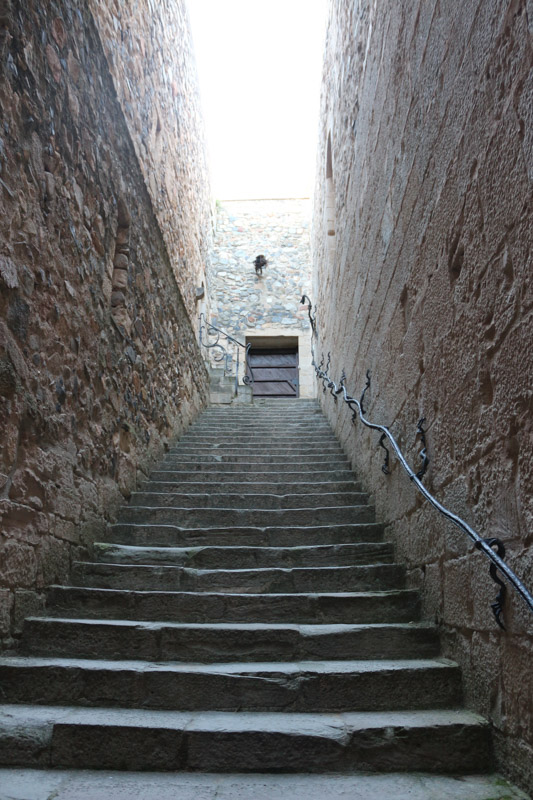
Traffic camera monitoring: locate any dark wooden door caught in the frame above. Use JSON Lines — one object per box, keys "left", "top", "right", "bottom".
{"left": 248, "top": 348, "right": 299, "bottom": 397}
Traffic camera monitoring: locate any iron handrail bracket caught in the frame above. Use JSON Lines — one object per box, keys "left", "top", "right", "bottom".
{"left": 300, "top": 295, "right": 533, "bottom": 629}
{"left": 198, "top": 313, "right": 253, "bottom": 393}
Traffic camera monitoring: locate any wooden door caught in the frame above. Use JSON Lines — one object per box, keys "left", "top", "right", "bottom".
{"left": 248, "top": 348, "right": 299, "bottom": 397}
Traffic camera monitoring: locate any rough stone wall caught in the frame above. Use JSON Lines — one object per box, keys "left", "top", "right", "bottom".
{"left": 0, "top": 0, "right": 208, "bottom": 644}
{"left": 89, "top": 0, "right": 213, "bottom": 321}
{"left": 314, "top": 0, "right": 533, "bottom": 789}
{"left": 210, "top": 200, "right": 312, "bottom": 334}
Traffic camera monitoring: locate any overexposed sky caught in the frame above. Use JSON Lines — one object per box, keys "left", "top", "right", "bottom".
{"left": 187, "top": 0, "right": 328, "bottom": 200}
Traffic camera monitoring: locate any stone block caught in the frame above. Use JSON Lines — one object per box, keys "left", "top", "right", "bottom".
{"left": 0, "top": 589, "right": 13, "bottom": 635}
{"left": 13, "top": 589, "right": 45, "bottom": 634}
{"left": 0, "top": 540, "right": 37, "bottom": 587}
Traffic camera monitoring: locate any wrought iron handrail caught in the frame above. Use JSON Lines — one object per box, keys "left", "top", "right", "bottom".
{"left": 198, "top": 313, "right": 253, "bottom": 395}
{"left": 301, "top": 295, "right": 533, "bottom": 629}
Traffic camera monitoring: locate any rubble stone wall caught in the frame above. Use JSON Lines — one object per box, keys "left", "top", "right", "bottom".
{"left": 89, "top": 0, "right": 213, "bottom": 321}
{"left": 313, "top": 0, "right": 533, "bottom": 788}
{"left": 0, "top": 0, "right": 208, "bottom": 644}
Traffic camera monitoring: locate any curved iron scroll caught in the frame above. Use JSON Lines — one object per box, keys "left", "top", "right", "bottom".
{"left": 475, "top": 538, "right": 507, "bottom": 630}
{"left": 306, "top": 297, "right": 533, "bottom": 628}
{"left": 301, "top": 295, "right": 317, "bottom": 336}
{"left": 199, "top": 313, "right": 253, "bottom": 392}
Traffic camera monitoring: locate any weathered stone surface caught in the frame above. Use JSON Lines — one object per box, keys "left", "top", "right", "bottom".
{"left": 88, "top": 0, "right": 212, "bottom": 320}
{"left": 313, "top": 0, "right": 533, "bottom": 789}
{"left": 0, "top": 705, "right": 492, "bottom": 774}
{"left": 0, "top": 656, "right": 462, "bottom": 712}
{"left": 0, "top": 0, "right": 208, "bottom": 641}
{"left": 0, "top": 767, "right": 527, "bottom": 800}
{"left": 104, "top": 522, "right": 385, "bottom": 549}
{"left": 116, "top": 504, "right": 374, "bottom": 528}
{"left": 21, "top": 618, "right": 438, "bottom": 663}
{"left": 0, "top": 590, "right": 13, "bottom": 636}
{"left": 0, "top": 399, "right": 508, "bottom": 783}
{"left": 45, "top": 585, "right": 420, "bottom": 625}
{"left": 210, "top": 200, "right": 312, "bottom": 335}
{"left": 70, "top": 561, "right": 404, "bottom": 594}
{"left": 127, "top": 490, "right": 366, "bottom": 510}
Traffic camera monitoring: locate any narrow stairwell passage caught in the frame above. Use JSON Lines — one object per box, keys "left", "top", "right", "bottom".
{"left": 0, "top": 399, "right": 518, "bottom": 786}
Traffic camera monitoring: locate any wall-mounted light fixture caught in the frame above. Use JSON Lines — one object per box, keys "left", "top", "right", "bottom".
{"left": 254, "top": 255, "right": 268, "bottom": 276}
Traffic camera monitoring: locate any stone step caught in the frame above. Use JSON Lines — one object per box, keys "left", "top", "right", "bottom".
{"left": 197, "top": 404, "right": 322, "bottom": 410}
{"left": 177, "top": 428, "right": 338, "bottom": 438}
{"left": 139, "top": 480, "right": 363, "bottom": 495}
{"left": 201, "top": 408, "right": 322, "bottom": 416}
{"left": 0, "top": 656, "right": 462, "bottom": 712}
{"left": 181, "top": 423, "right": 336, "bottom": 433}
{"left": 197, "top": 418, "right": 328, "bottom": 426}
{"left": 199, "top": 417, "right": 325, "bottom": 424}
{"left": 160, "top": 453, "right": 348, "bottom": 464}
{"left": 104, "top": 522, "right": 385, "bottom": 547}
{"left": 70, "top": 562, "right": 405, "bottom": 593}
{"left": 116, "top": 505, "right": 375, "bottom": 528}
{"left": 2, "top": 768, "right": 525, "bottom": 799}
{"left": 195, "top": 413, "right": 332, "bottom": 435}
{"left": 170, "top": 444, "right": 344, "bottom": 455}
{"left": 92, "top": 542, "right": 393, "bottom": 569}
{"left": 149, "top": 466, "right": 356, "bottom": 479}
{"left": 0, "top": 704, "right": 491, "bottom": 773}
{"left": 128, "top": 492, "right": 369, "bottom": 510}
{"left": 44, "top": 586, "right": 420, "bottom": 624}
{"left": 21, "top": 619, "right": 439, "bottom": 662}
{"left": 203, "top": 403, "right": 320, "bottom": 411}
{"left": 183, "top": 427, "right": 335, "bottom": 438}
{"left": 184, "top": 430, "right": 336, "bottom": 440}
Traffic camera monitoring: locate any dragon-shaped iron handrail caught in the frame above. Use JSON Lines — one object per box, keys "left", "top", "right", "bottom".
{"left": 199, "top": 313, "right": 253, "bottom": 394}
{"left": 301, "top": 295, "right": 533, "bottom": 629}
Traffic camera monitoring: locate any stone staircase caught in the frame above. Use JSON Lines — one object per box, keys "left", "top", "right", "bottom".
{"left": 0, "top": 399, "right": 491, "bottom": 773}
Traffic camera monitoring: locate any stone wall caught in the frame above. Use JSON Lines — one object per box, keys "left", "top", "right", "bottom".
{"left": 88, "top": 0, "right": 213, "bottom": 321}
{"left": 313, "top": 0, "right": 533, "bottom": 789}
{"left": 0, "top": 0, "right": 208, "bottom": 644}
{"left": 209, "top": 199, "right": 314, "bottom": 398}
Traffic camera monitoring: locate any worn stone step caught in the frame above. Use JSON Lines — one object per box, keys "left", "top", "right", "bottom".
{"left": 0, "top": 657, "right": 462, "bottom": 713}
{"left": 201, "top": 409, "right": 322, "bottom": 417}
{"left": 170, "top": 445, "right": 344, "bottom": 456}
{"left": 176, "top": 437, "right": 341, "bottom": 445}
{"left": 206, "top": 400, "right": 320, "bottom": 406}
{"left": 150, "top": 465, "right": 355, "bottom": 478}
{"left": 199, "top": 417, "right": 325, "bottom": 424}
{"left": 128, "top": 492, "right": 368, "bottom": 510}
{"left": 177, "top": 430, "right": 339, "bottom": 439}
{"left": 104, "top": 522, "right": 385, "bottom": 548}
{"left": 188, "top": 427, "right": 333, "bottom": 434}
{"left": 93, "top": 542, "right": 393, "bottom": 569}
{"left": 70, "top": 562, "right": 405, "bottom": 593}
{"left": 21, "top": 619, "right": 440, "bottom": 662}
{"left": 116, "top": 505, "right": 375, "bottom": 528}
{"left": 203, "top": 403, "right": 320, "bottom": 412}
{"left": 2, "top": 768, "right": 525, "bottom": 799}
{"left": 191, "top": 422, "right": 334, "bottom": 436}
{"left": 170, "top": 446, "right": 346, "bottom": 462}
{"left": 181, "top": 424, "right": 336, "bottom": 435}
{"left": 139, "top": 480, "right": 363, "bottom": 495}
{"left": 161, "top": 453, "right": 348, "bottom": 465}
{"left": 0, "top": 704, "right": 491, "bottom": 773}
{"left": 150, "top": 466, "right": 356, "bottom": 480}
{"left": 183, "top": 427, "right": 335, "bottom": 438}
{"left": 44, "top": 587, "right": 420, "bottom": 624}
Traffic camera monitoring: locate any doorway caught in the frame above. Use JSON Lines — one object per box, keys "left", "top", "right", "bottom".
{"left": 246, "top": 338, "right": 299, "bottom": 398}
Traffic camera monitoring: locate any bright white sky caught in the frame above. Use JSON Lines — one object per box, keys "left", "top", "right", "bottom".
{"left": 187, "top": 0, "right": 328, "bottom": 200}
